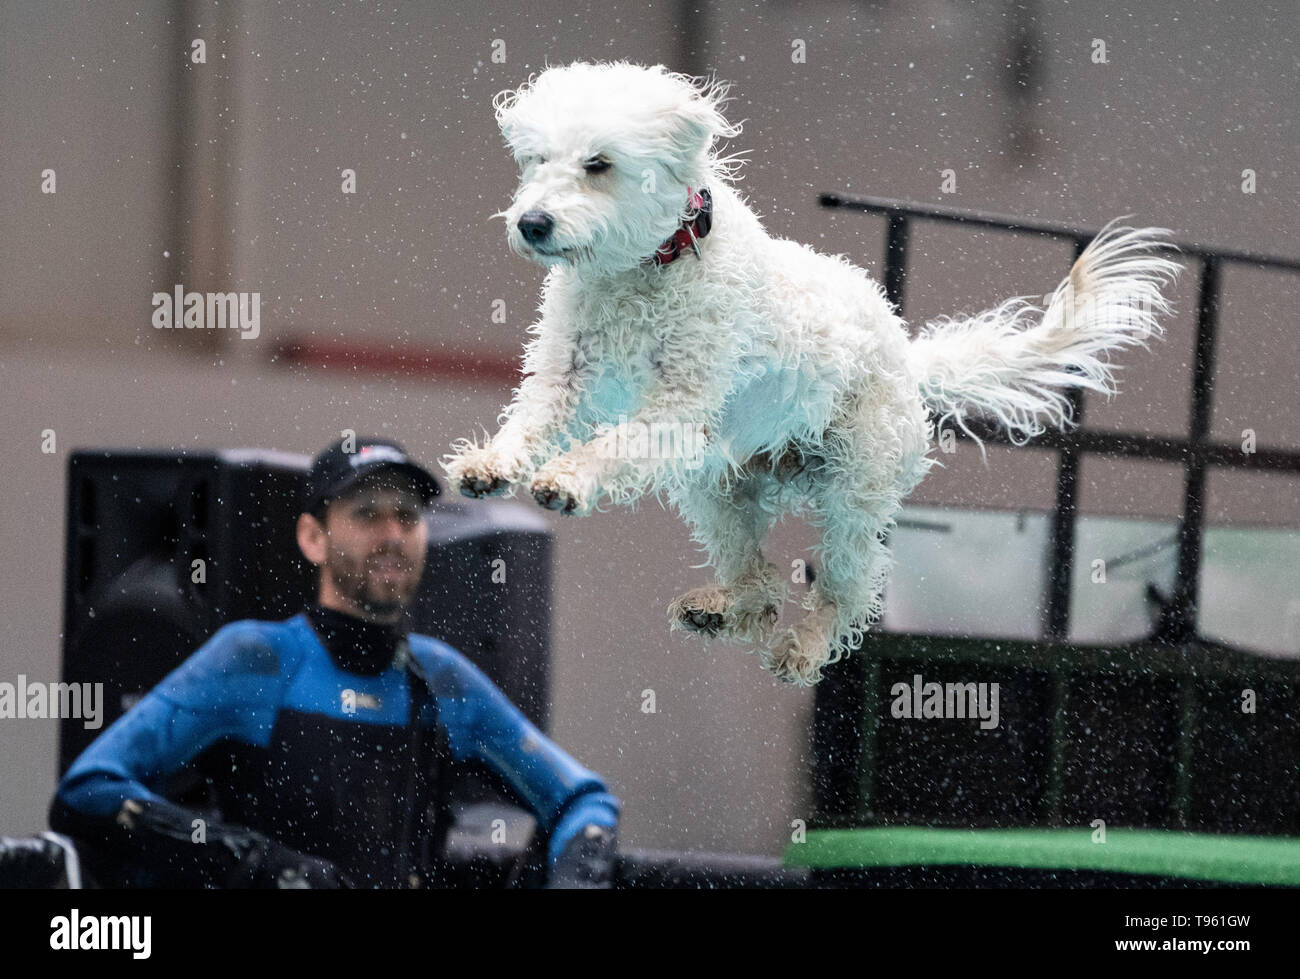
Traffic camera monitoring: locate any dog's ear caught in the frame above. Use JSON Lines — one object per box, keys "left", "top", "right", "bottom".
{"left": 664, "top": 102, "right": 718, "bottom": 155}
{"left": 658, "top": 74, "right": 743, "bottom": 183}
{"left": 493, "top": 81, "right": 534, "bottom": 153}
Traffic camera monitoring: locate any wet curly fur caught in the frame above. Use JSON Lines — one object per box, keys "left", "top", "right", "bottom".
{"left": 443, "top": 60, "right": 1180, "bottom": 686}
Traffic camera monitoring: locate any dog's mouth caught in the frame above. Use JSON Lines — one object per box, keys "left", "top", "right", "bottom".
{"left": 526, "top": 242, "right": 590, "bottom": 265}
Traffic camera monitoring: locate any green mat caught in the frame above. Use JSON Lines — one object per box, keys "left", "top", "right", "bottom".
{"left": 784, "top": 827, "right": 1300, "bottom": 885}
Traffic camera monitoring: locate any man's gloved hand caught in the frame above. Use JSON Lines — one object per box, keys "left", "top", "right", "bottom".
{"left": 546, "top": 823, "right": 617, "bottom": 889}
{"left": 226, "top": 835, "right": 354, "bottom": 889}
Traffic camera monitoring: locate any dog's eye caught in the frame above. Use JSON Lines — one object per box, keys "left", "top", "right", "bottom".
{"left": 583, "top": 158, "right": 612, "bottom": 174}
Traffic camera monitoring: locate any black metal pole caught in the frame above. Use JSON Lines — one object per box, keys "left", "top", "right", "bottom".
{"left": 1044, "top": 238, "right": 1092, "bottom": 641}
{"left": 883, "top": 211, "right": 910, "bottom": 311}
{"left": 1167, "top": 258, "right": 1222, "bottom": 643}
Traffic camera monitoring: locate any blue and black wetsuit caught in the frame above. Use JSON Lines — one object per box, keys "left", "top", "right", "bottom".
{"left": 49, "top": 605, "right": 619, "bottom": 888}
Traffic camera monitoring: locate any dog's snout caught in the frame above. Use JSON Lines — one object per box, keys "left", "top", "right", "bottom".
{"left": 517, "top": 210, "right": 555, "bottom": 245}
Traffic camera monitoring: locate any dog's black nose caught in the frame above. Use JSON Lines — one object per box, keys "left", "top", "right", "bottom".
{"left": 517, "top": 210, "right": 555, "bottom": 245}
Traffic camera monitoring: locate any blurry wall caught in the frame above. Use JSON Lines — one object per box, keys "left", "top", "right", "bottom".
{"left": 1, "top": 0, "right": 1295, "bottom": 852}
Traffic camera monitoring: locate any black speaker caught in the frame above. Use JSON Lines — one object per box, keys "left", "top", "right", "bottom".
{"left": 59, "top": 447, "right": 553, "bottom": 776}
{"left": 409, "top": 499, "right": 552, "bottom": 729}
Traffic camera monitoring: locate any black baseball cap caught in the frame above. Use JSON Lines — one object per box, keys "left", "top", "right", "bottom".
{"left": 302, "top": 437, "right": 442, "bottom": 517}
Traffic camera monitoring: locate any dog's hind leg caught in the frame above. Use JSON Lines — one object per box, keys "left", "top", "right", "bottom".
{"left": 764, "top": 407, "right": 931, "bottom": 685}
{"left": 761, "top": 598, "right": 841, "bottom": 685}
{"left": 667, "top": 477, "right": 785, "bottom": 643}
{"left": 764, "top": 496, "right": 898, "bottom": 686}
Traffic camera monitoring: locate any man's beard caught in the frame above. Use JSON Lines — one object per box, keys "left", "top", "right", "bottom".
{"left": 325, "top": 546, "right": 418, "bottom": 617}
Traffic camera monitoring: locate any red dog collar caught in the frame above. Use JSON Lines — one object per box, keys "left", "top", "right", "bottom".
{"left": 648, "top": 187, "right": 713, "bottom": 266}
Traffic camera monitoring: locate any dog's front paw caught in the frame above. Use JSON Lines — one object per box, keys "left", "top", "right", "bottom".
{"left": 442, "top": 442, "right": 522, "bottom": 499}
{"left": 529, "top": 460, "right": 594, "bottom": 516}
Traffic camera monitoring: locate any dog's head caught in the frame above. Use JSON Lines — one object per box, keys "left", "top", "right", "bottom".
{"left": 492, "top": 60, "right": 744, "bottom": 274}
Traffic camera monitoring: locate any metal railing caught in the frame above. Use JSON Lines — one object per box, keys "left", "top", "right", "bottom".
{"left": 820, "top": 193, "right": 1300, "bottom": 644}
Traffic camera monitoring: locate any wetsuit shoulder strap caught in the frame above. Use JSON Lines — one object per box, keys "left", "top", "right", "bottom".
{"left": 398, "top": 640, "right": 454, "bottom": 880}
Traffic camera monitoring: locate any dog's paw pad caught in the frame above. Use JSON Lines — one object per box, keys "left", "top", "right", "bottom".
{"left": 762, "top": 632, "right": 826, "bottom": 687}
{"left": 685, "top": 609, "right": 726, "bottom": 634}
{"left": 460, "top": 474, "right": 507, "bottom": 499}
{"left": 532, "top": 484, "right": 579, "bottom": 514}
{"left": 668, "top": 585, "right": 737, "bottom": 637}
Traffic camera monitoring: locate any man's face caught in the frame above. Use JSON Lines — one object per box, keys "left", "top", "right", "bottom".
{"left": 309, "top": 474, "right": 428, "bottom": 619}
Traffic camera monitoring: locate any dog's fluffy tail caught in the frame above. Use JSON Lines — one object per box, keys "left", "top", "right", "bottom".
{"left": 908, "top": 219, "right": 1180, "bottom": 447}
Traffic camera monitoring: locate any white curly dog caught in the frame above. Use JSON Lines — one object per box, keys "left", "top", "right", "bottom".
{"left": 442, "top": 60, "right": 1179, "bottom": 686}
